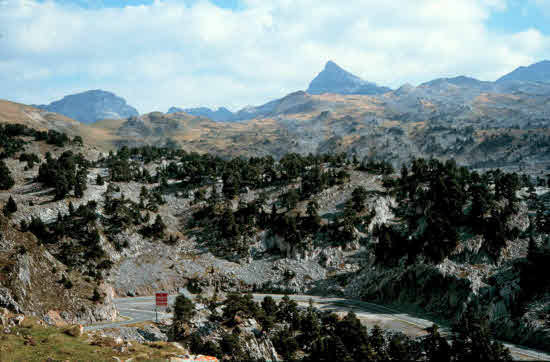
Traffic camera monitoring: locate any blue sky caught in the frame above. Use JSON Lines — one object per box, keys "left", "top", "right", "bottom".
{"left": 2, "top": 0, "right": 550, "bottom": 113}
{"left": 487, "top": 0, "right": 550, "bottom": 35}
{"left": 35, "top": 0, "right": 244, "bottom": 10}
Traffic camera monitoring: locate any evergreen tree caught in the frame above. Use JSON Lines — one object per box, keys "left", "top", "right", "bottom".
{"left": 282, "top": 188, "right": 299, "bottom": 210}
{"left": 0, "top": 160, "right": 15, "bottom": 190}
{"left": 152, "top": 214, "right": 166, "bottom": 238}
{"left": 306, "top": 199, "right": 321, "bottom": 231}
{"left": 423, "top": 324, "right": 451, "bottom": 361}
{"left": 91, "top": 287, "right": 103, "bottom": 302}
{"left": 173, "top": 294, "right": 195, "bottom": 322}
{"left": 351, "top": 186, "right": 368, "bottom": 212}
{"left": 261, "top": 296, "right": 278, "bottom": 316}
{"left": 96, "top": 174, "right": 104, "bottom": 186}
{"left": 220, "top": 207, "right": 239, "bottom": 240}
{"left": 2, "top": 196, "right": 17, "bottom": 217}
{"left": 222, "top": 171, "right": 240, "bottom": 199}
{"left": 450, "top": 309, "right": 512, "bottom": 360}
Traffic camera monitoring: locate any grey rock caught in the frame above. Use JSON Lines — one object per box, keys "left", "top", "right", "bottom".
{"left": 0, "top": 287, "right": 22, "bottom": 314}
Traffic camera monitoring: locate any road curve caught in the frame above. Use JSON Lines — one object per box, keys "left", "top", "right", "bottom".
{"left": 85, "top": 293, "right": 550, "bottom": 361}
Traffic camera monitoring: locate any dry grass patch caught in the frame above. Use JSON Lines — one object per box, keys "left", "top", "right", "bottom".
{"left": 0, "top": 320, "right": 184, "bottom": 362}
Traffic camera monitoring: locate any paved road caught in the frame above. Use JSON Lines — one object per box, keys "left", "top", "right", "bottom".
{"left": 85, "top": 294, "right": 550, "bottom": 361}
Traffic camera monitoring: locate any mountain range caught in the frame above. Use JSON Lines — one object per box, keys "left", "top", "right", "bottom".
{"left": 29, "top": 60, "right": 550, "bottom": 125}
{"left": 2, "top": 58, "right": 550, "bottom": 170}
{"left": 167, "top": 106, "right": 236, "bottom": 122}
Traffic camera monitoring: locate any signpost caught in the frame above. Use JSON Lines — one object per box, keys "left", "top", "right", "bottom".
{"left": 155, "top": 292, "right": 168, "bottom": 307}
{"left": 155, "top": 292, "right": 168, "bottom": 322}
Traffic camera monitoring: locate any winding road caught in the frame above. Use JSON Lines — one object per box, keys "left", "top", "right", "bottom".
{"left": 85, "top": 293, "right": 550, "bottom": 361}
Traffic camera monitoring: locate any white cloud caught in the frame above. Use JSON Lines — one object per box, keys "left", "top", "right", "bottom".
{"left": 0, "top": 0, "right": 549, "bottom": 113}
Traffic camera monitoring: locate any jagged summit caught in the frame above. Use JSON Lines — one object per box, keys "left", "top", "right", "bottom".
{"left": 34, "top": 89, "right": 139, "bottom": 124}
{"left": 307, "top": 60, "right": 391, "bottom": 95}
{"left": 498, "top": 60, "right": 550, "bottom": 83}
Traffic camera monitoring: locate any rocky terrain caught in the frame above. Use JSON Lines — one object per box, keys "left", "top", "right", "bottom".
{"left": 0, "top": 59, "right": 550, "bottom": 360}
{"left": 0, "top": 124, "right": 548, "bottom": 357}
{"left": 0, "top": 212, "right": 117, "bottom": 326}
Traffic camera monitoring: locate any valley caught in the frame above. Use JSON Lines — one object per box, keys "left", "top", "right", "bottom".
{"left": 1, "top": 60, "right": 550, "bottom": 361}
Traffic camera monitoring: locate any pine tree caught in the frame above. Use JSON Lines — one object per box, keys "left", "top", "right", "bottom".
{"left": 222, "top": 171, "right": 240, "bottom": 200}
{"left": 527, "top": 215, "right": 538, "bottom": 262}
{"left": 261, "top": 296, "right": 278, "bottom": 316}
{"left": 2, "top": 196, "right": 17, "bottom": 217}
{"left": 173, "top": 294, "right": 195, "bottom": 322}
{"left": 423, "top": 324, "right": 451, "bottom": 361}
{"left": 74, "top": 180, "right": 84, "bottom": 198}
{"left": 92, "top": 287, "right": 103, "bottom": 302}
{"left": 0, "top": 160, "right": 15, "bottom": 190}
{"left": 351, "top": 186, "right": 368, "bottom": 212}
{"left": 96, "top": 174, "right": 104, "bottom": 186}
{"left": 152, "top": 214, "right": 166, "bottom": 238}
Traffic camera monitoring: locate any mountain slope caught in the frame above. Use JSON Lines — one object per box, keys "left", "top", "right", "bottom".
{"left": 0, "top": 99, "right": 114, "bottom": 150}
{"left": 307, "top": 60, "right": 391, "bottom": 95}
{"left": 497, "top": 60, "right": 550, "bottom": 83}
{"left": 35, "top": 90, "right": 139, "bottom": 124}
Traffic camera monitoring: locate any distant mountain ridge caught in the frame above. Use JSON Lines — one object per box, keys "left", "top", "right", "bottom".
{"left": 497, "top": 60, "right": 550, "bottom": 83}
{"left": 34, "top": 90, "right": 139, "bottom": 124}
{"left": 31, "top": 59, "right": 550, "bottom": 126}
{"left": 167, "top": 106, "right": 236, "bottom": 122}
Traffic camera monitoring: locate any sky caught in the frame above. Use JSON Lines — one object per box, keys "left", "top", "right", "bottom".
{"left": 1, "top": 0, "right": 550, "bottom": 113}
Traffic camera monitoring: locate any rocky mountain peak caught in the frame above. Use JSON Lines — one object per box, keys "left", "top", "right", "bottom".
{"left": 307, "top": 60, "right": 391, "bottom": 95}
{"left": 35, "top": 89, "right": 139, "bottom": 124}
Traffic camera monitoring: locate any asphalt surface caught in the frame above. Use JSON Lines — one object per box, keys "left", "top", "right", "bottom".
{"left": 84, "top": 293, "right": 550, "bottom": 361}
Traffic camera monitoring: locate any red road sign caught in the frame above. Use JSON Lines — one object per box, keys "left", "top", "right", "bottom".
{"left": 155, "top": 292, "right": 168, "bottom": 307}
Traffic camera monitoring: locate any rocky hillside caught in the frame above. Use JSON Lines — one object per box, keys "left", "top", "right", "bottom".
{"left": 0, "top": 213, "right": 117, "bottom": 325}
{"left": 0, "top": 123, "right": 549, "bottom": 358}
{"left": 34, "top": 90, "right": 139, "bottom": 124}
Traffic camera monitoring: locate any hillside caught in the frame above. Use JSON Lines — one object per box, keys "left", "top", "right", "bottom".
{"left": 0, "top": 100, "right": 115, "bottom": 151}
{"left": 0, "top": 123, "right": 549, "bottom": 360}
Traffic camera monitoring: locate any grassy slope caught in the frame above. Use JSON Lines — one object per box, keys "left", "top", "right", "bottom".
{"left": 0, "top": 317, "right": 183, "bottom": 361}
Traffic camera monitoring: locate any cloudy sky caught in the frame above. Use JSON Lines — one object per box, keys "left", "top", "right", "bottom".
{"left": 1, "top": 0, "right": 550, "bottom": 113}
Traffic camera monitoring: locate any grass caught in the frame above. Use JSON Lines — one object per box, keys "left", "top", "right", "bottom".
{"left": 0, "top": 317, "right": 185, "bottom": 361}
